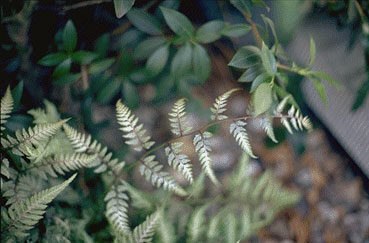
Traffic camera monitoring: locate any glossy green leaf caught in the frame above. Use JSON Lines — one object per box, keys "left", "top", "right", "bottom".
{"left": 11, "top": 80, "right": 23, "bottom": 109}
{"left": 71, "top": 51, "right": 98, "bottom": 65}
{"left": 63, "top": 20, "right": 77, "bottom": 52}
{"left": 171, "top": 43, "right": 192, "bottom": 78}
{"left": 52, "top": 58, "right": 72, "bottom": 78}
{"left": 97, "top": 78, "right": 122, "bottom": 104}
{"left": 238, "top": 64, "right": 264, "bottom": 82}
{"left": 160, "top": 7, "right": 195, "bottom": 38}
{"left": 94, "top": 33, "right": 110, "bottom": 57}
{"left": 253, "top": 83, "right": 273, "bottom": 116}
{"left": 114, "top": 0, "right": 135, "bottom": 18}
{"left": 146, "top": 45, "right": 169, "bottom": 76}
{"left": 122, "top": 81, "right": 139, "bottom": 108}
{"left": 192, "top": 43, "right": 211, "bottom": 82}
{"left": 134, "top": 37, "right": 167, "bottom": 60}
{"left": 88, "top": 58, "right": 115, "bottom": 74}
{"left": 310, "top": 71, "right": 340, "bottom": 88}
{"left": 38, "top": 53, "right": 68, "bottom": 66}
{"left": 308, "top": 36, "right": 316, "bottom": 67}
{"left": 228, "top": 46, "right": 260, "bottom": 69}
{"left": 352, "top": 79, "right": 369, "bottom": 110}
{"left": 261, "top": 14, "right": 278, "bottom": 50}
{"left": 127, "top": 8, "right": 162, "bottom": 35}
{"left": 260, "top": 42, "right": 277, "bottom": 75}
{"left": 221, "top": 23, "right": 251, "bottom": 38}
{"left": 250, "top": 72, "right": 272, "bottom": 92}
{"left": 53, "top": 73, "right": 81, "bottom": 85}
{"left": 230, "top": 0, "right": 252, "bottom": 16}
{"left": 311, "top": 76, "right": 327, "bottom": 103}
{"left": 195, "top": 20, "right": 224, "bottom": 43}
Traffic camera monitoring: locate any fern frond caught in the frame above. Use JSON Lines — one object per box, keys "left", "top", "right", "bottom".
{"left": 139, "top": 155, "right": 187, "bottom": 196}
{"left": 116, "top": 100, "right": 155, "bottom": 152}
{"left": 63, "top": 124, "right": 125, "bottom": 174}
{"left": 27, "top": 153, "right": 97, "bottom": 179}
{"left": 275, "top": 97, "right": 312, "bottom": 134}
{"left": 1, "top": 87, "right": 14, "bottom": 131}
{"left": 187, "top": 206, "right": 207, "bottom": 243}
{"left": 229, "top": 120, "right": 256, "bottom": 158}
{"left": 2, "top": 119, "right": 68, "bottom": 155}
{"left": 193, "top": 132, "right": 219, "bottom": 186}
{"left": 3, "top": 174, "right": 76, "bottom": 238}
{"left": 210, "top": 88, "right": 240, "bottom": 121}
{"left": 165, "top": 142, "right": 193, "bottom": 184}
{"left": 130, "top": 211, "right": 160, "bottom": 243}
{"left": 105, "top": 180, "right": 131, "bottom": 236}
{"left": 168, "top": 98, "right": 192, "bottom": 136}
{"left": 258, "top": 117, "right": 277, "bottom": 143}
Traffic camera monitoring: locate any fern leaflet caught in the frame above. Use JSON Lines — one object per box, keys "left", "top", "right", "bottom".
{"left": 130, "top": 211, "right": 160, "bottom": 243}
{"left": 168, "top": 98, "right": 192, "bottom": 136}
{"left": 210, "top": 88, "right": 240, "bottom": 121}
{"left": 230, "top": 120, "right": 256, "bottom": 158}
{"left": 105, "top": 180, "right": 131, "bottom": 236}
{"left": 165, "top": 142, "right": 193, "bottom": 184}
{"left": 1, "top": 87, "right": 13, "bottom": 131}
{"left": 139, "top": 155, "right": 187, "bottom": 196}
{"left": 193, "top": 132, "right": 219, "bottom": 186}
{"left": 116, "top": 100, "right": 155, "bottom": 151}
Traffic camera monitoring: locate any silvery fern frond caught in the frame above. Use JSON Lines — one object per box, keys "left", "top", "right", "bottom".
{"left": 27, "top": 153, "right": 98, "bottom": 179}
{"left": 258, "top": 117, "right": 277, "bottom": 143}
{"left": 210, "top": 88, "right": 240, "bottom": 121}
{"left": 1, "top": 87, "right": 13, "bottom": 131}
{"left": 2, "top": 174, "right": 76, "bottom": 239}
{"left": 193, "top": 132, "right": 219, "bottom": 186}
{"left": 129, "top": 211, "right": 160, "bottom": 243}
{"left": 275, "top": 96, "right": 312, "bottom": 134}
{"left": 63, "top": 124, "right": 125, "bottom": 174}
{"left": 168, "top": 98, "right": 192, "bottom": 136}
{"left": 116, "top": 100, "right": 155, "bottom": 152}
{"left": 165, "top": 142, "right": 193, "bottom": 184}
{"left": 105, "top": 180, "right": 131, "bottom": 236}
{"left": 187, "top": 206, "right": 207, "bottom": 243}
{"left": 230, "top": 121, "right": 256, "bottom": 158}
{"left": 139, "top": 155, "right": 187, "bottom": 196}
{"left": 1, "top": 119, "right": 68, "bottom": 156}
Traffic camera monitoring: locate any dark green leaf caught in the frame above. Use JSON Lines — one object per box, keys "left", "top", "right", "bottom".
{"left": 228, "top": 46, "right": 260, "bottom": 69}
{"left": 308, "top": 36, "right": 316, "bottom": 67}
{"left": 261, "top": 14, "right": 278, "bottom": 50}
{"left": 89, "top": 58, "right": 115, "bottom": 74}
{"left": 134, "top": 37, "right": 166, "bottom": 60}
{"left": 71, "top": 51, "right": 98, "bottom": 65}
{"left": 230, "top": 0, "right": 252, "bottom": 16}
{"left": 221, "top": 23, "right": 250, "bottom": 38}
{"left": 53, "top": 73, "right": 81, "bottom": 85}
{"left": 52, "top": 58, "right": 72, "bottom": 78}
{"left": 250, "top": 72, "right": 272, "bottom": 92}
{"left": 127, "top": 8, "right": 162, "bottom": 35}
{"left": 275, "top": 72, "right": 288, "bottom": 87}
{"left": 238, "top": 64, "right": 263, "bottom": 82}
{"left": 253, "top": 83, "right": 273, "bottom": 116}
{"left": 122, "top": 81, "right": 139, "bottom": 108}
{"left": 63, "top": 20, "right": 77, "bottom": 52}
{"left": 38, "top": 53, "right": 68, "bottom": 66}
{"left": 192, "top": 43, "right": 211, "bottom": 81}
{"left": 117, "top": 29, "right": 144, "bottom": 49}
{"left": 129, "top": 68, "right": 149, "bottom": 84}
{"left": 160, "top": 7, "right": 195, "bottom": 38}
{"left": 171, "top": 43, "right": 192, "bottom": 78}
{"left": 97, "top": 78, "right": 122, "bottom": 104}
{"left": 195, "top": 20, "right": 224, "bottom": 44}
{"left": 311, "top": 76, "right": 327, "bottom": 103}
{"left": 118, "top": 51, "right": 134, "bottom": 75}
{"left": 260, "top": 42, "right": 277, "bottom": 75}
{"left": 94, "top": 33, "right": 110, "bottom": 57}
{"left": 146, "top": 45, "right": 169, "bottom": 76}
{"left": 114, "top": 0, "right": 135, "bottom": 18}
{"left": 310, "top": 71, "right": 340, "bottom": 88}
{"left": 352, "top": 80, "right": 369, "bottom": 110}
{"left": 251, "top": 0, "right": 270, "bottom": 11}
{"left": 11, "top": 80, "right": 23, "bottom": 109}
